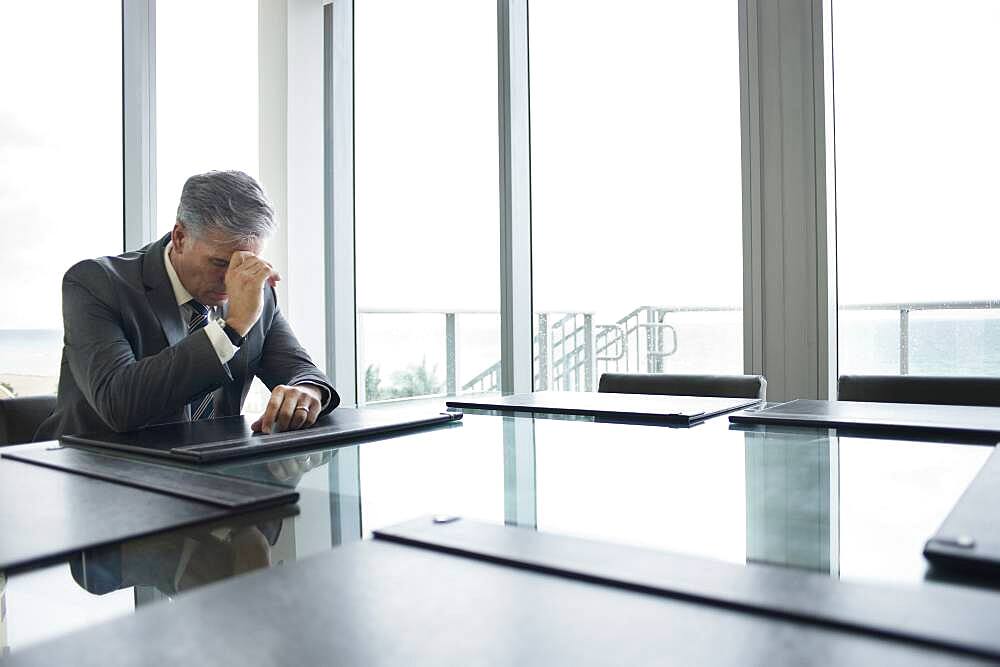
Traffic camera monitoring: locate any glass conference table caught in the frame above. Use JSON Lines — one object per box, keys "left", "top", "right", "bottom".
{"left": 1, "top": 404, "right": 996, "bottom": 658}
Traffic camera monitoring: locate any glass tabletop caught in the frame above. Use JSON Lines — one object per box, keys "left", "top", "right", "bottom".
{"left": 1, "top": 407, "right": 995, "bottom": 656}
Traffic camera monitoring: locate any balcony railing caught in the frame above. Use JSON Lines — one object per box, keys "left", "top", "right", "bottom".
{"left": 358, "top": 300, "right": 1000, "bottom": 402}
{"left": 3, "top": 300, "right": 996, "bottom": 400}
{"left": 841, "top": 299, "right": 1000, "bottom": 375}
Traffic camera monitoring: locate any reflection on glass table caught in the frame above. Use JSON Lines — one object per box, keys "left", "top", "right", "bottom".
{"left": 213, "top": 410, "right": 988, "bottom": 586}
{"left": 0, "top": 409, "right": 992, "bottom": 657}
{"left": 1, "top": 506, "right": 296, "bottom": 653}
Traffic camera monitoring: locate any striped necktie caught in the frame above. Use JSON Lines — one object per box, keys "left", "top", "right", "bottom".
{"left": 186, "top": 300, "right": 215, "bottom": 420}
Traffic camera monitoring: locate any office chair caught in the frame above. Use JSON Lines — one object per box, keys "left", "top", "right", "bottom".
{"left": 598, "top": 373, "right": 767, "bottom": 401}
{"left": 838, "top": 375, "right": 1000, "bottom": 407}
{"left": 0, "top": 395, "right": 57, "bottom": 445}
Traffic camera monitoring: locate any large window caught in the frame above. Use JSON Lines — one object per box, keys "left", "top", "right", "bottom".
{"left": 529, "top": 1, "right": 744, "bottom": 391}
{"left": 156, "top": 0, "right": 259, "bottom": 238}
{"left": 834, "top": 0, "right": 1000, "bottom": 377}
{"left": 354, "top": 1, "right": 500, "bottom": 403}
{"left": 0, "top": 2, "right": 123, "bottom": 397}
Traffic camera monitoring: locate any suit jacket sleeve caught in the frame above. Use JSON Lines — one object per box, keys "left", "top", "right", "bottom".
{"left": 251, "top": 290, "right": 340, "bottom": 417}
{"left": 63, "top": 261, "right": 232, "bottom": 432}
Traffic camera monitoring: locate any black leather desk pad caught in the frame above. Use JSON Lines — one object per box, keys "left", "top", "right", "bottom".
{"left": 6, "top": 528, "right": 994, "bottom": 666}
{"left": 0, "top": 456, "right": 293, "bottom": 573}
{"left": 730, "top": 398, "right": 1000, "bottom": 438}
{"left": 447, "top": 391, "right": 760, "bottom": 424}
{"left": 729, "top": 420, "right": 1000, "bottom": 447}
{"left": 2, "top": 447, "right": 297, "bottom": 509}
{"left": 374, "top": 517, "right": 1000, "bottom": 662}
{"left": 925, "top": 446, "right": 1000, "bottom": 574}
{"left": 60, "top": 407, "right": 463, "bottom": 463}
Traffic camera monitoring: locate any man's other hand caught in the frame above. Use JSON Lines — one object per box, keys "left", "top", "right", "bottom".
{"left": 224, "top": 251, "right": 281, "bottom": 336}
{"left": 252, "top": 384, "right": 322, "bottom": 434}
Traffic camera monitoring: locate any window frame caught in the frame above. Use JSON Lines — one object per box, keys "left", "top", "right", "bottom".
{"left": 122, "top": 0, "right": 839, "bottom": 404}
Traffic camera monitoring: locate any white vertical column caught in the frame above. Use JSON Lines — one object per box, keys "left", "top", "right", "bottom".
{"left": 740, "top": 0, "right": 836, "bottom": 401}
{"left": 260, "top": 0, "right": 333, "bottom": 552}
{"left": 122, "top": 0, "right": 157, "bottom": 251}
{"left": 498, "top": 0, "right": 534, "bottom": 395}
{"left": 325, "top": 0, "right": 358, "bottom": 405}
{"left": 259, "top": 0, "right": 328, "bottom": 369}
{"left": 258, "top": 0, "right": 288, "bottom": 306}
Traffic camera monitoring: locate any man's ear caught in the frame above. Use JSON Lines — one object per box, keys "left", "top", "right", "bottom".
{"left": 171, "top": 222, "right": 187, "bottom": 253}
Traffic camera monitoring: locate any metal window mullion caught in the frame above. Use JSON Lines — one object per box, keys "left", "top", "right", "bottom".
{"left": 498, "top": 0, "right": 533, "bottom": 395}
{"left": 740, "top": 0, "right": 764, "bottom": 380}
{"left": 122, "top": 0, "right": 157, "bottom": 251}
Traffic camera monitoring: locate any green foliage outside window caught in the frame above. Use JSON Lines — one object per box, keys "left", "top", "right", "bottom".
{"left": 365, "top": 358, "right": 443, "bottom": 402}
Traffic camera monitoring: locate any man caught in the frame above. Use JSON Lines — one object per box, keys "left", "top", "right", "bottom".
{"left": 36, "top": 170, "right": 338, "bottom": 439}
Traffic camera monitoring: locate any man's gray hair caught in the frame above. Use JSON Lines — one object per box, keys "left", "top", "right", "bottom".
{"left": 176, "top": 170, "right": 276, "bottom": 242}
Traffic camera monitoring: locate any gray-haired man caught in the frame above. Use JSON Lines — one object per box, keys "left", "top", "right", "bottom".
{"left": 36, "top": 170, "right": 339, "bottom": 440}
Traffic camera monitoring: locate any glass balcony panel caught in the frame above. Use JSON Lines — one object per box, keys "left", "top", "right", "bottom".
{"left": 908, "top": 309, "right": 1000, "bottom": 376}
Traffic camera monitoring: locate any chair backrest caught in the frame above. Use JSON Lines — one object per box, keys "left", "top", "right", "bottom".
{"left": 0, "top": 395, "right": 57, "bottom": 445}
{"left": 838, "top": 375, "right": 1000, "bottom": 407}
{"left": 598, "top": 373, "right": 767, "bottom": 401}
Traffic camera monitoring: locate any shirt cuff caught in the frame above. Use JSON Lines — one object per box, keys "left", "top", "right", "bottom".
{"left": 295, "top": 381, "right": 332, "bottom": 410}
{"left": 203, "top": 321, "right": 238, "bottom": 365}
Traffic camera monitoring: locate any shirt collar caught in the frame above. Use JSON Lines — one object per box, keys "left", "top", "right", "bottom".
{"left": 163, "top": 241, "right": 195, "bottom": 307}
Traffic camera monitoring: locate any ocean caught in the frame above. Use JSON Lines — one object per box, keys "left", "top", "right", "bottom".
{"left": 0, "top": 330, "right": 63, "bottom": 377}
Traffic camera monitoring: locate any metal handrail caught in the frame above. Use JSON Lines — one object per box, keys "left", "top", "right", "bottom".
{"left": 841, "top": 300, "right": 1000, "bottom": 312}
{"left": 359, "top": 300, "right": 1000, "bottom": 317}
{"left": 639, "top": 323, "right": 678, "bottom": 358}
{"left": 594, "top": 324, "right": 626, "bottom": 362}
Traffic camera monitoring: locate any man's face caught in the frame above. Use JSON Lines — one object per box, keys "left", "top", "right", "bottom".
{"left": 169, "top": 223, "right": 264, "bottom": 307}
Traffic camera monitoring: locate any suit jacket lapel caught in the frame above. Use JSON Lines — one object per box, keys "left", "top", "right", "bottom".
{"left": 141, "top": 234, "right": 187, "bottom": 348}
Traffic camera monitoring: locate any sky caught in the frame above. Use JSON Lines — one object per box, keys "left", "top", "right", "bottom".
{"left": 1, "top": 0, "right": 999, "bottom": 338}
{"left": 834, "top": 0, "right": 1000, "bottom": 305}
{"left": 0, "top": 1, "right": 122, "bottom": 331}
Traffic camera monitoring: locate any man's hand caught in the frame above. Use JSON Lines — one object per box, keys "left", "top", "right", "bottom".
{"left": 251, "top": 384, "right": 322, "bottom": 434}
{"left": 224, "top": 251, "right": 281, "bottom": 336}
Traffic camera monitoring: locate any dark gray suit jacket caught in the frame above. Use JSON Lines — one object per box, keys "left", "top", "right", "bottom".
{"left": 36, "top": 234, "right": 339, "bottom": 439}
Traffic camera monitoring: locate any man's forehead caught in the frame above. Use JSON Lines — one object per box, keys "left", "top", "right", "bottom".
{"left": 199, "top": 229, "right": 264, "bottom": 255}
